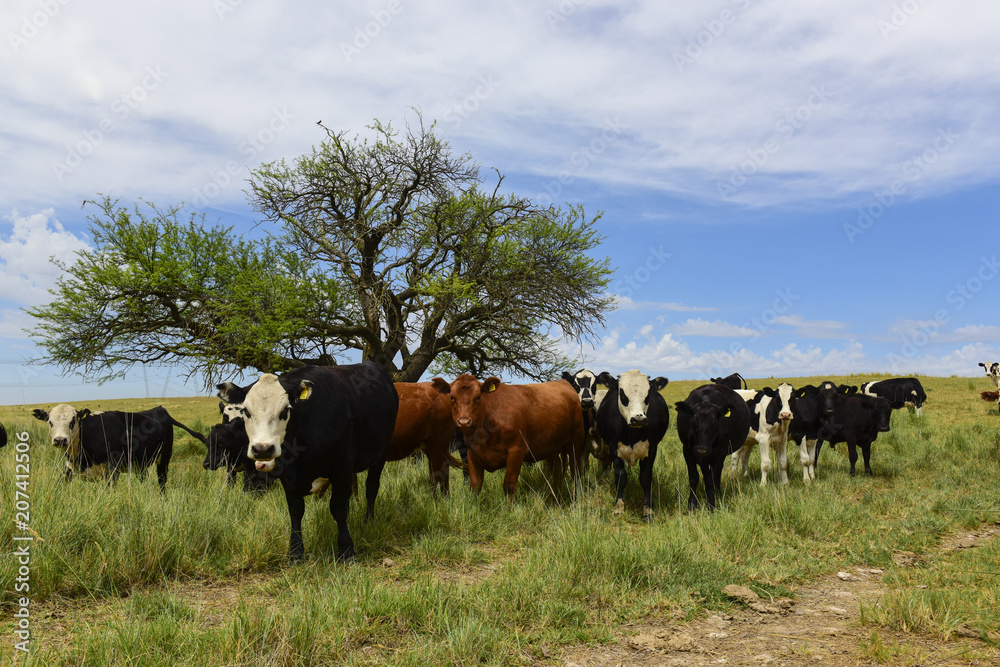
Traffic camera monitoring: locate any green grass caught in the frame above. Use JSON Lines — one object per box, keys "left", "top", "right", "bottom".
{"left": 1, "top": 375, "right": 999, "bottom": 664}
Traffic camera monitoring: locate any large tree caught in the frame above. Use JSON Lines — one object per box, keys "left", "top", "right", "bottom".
{"left": 29, "top": 115, "right": 614, "bottom": 385}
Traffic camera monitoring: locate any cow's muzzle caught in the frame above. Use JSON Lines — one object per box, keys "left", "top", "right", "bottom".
{"left": 53, "top": 437, "right": 68, "bottom": 448}
{"left": 251, "top": 444, "right": 276, "bottom": 461}
{"left": 456, "top": 418, "right": 473, "bottom": 429}
{"left": 581, "top": 399, "right": 595, "bottom": 410}
{"left": 629, "top": 415, "right": 647, "bottom": 428}
{"left": 780, "top": 412, "right": 792, "bottom": 421}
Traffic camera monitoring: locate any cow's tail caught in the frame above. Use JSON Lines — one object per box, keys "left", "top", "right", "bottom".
{"left": 981, "top": 391, "right": 1000, "bottom": 402}
{"left": 170, "top": 418, "right": 208, "bottom": 444}
{"left": 736, "top": 372, "right": 747, "bottom": 389}
{"left": 444, "top": 451, "right": 468, "bottom": 470}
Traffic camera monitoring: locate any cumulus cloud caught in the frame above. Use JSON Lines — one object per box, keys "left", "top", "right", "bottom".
{"left": 0, "top": 210, "right": 90, "bottom": 306}
{"left": 668, "top": 318, "right": 759, "bottom": 337}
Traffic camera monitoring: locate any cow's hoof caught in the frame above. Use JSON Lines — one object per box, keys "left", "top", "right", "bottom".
{"left": 642, "top": 506, "right": 653, "bottom": 522}
{"left": 613, "top": 499, "right": 625, "bottom": 516}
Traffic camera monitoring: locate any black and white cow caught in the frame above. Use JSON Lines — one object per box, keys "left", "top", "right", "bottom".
{"left": 815, "top": 392, "right": 892, "bottom": 477}
{"left": 731, "top": 383, "right": 795, "bottom": 486}
{"left": 675, "top": 383, "right": 751, "bottom": 510}
{"left": 32, "top": 404, "right": 205, "bottom": 490}
{"left": 860, "top": 377, "right": 927, "bottom": 417}
{"left": 594, "top": 370, "right": 669, "bottom": 520}
{"left": 979, "top": 362, "right": 1000, "bottom": 409}
{"left": 784, "top": 384, "right": 827, "bottom": 484}
{"left": 217, "top": 361, "right": 398, "bottom": 562}
{"left": 710, "top": 373, "right": 747, "bottom": 390}
{"left": 562, "top": 369, "right": 611, "bottom": 469}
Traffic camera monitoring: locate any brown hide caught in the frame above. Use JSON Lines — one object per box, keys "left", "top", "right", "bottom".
{"left": 432, "top": 374, "right": 586, "bottom": 497}
{"left": 387, "top": 382, "right": 464, "bottom": 494}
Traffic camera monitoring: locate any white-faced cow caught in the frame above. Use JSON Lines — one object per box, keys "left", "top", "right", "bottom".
{"left": 217, "top": 361, "right": 399, "bottom": 562}
{"left": 202, "top": 414, "right": 274, "bottom": 494}
{"left": 432, "top": 374, "right": 585, "bottom": 497}
{"left": 979, "top": 362, "right": 1000, "bottom": 409}
{"left": 594, "top": 370, "right": 670, "bottom": 520}
{"left": 860, "top": 377, "right": 926, "bottom": 417}
{"left": 562, "top": 369, "right": 611, "bottom": 470}
{"left": 675, "top": 384, "right": 751, "bottom": 511}
{"left": 731, "top": 383, "right": 795, "bottom": 486}
{"left": 32, "top": 404, "right": 205, "bottom": 491}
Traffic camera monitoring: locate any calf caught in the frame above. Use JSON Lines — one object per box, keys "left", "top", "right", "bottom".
{"left": 562, "top": 369, "right": 611, "bottom": 470}
{"left": 202, "top": 417, "right": 273, "bottom": 493}
{"left": 432, "top": 374, "right": 585, "bottom": 497}
{"left": 785, "top": 385, "right": 826, "bottom": 484}
{"left": 217, "top": 361, "right": 398, "bottom": 561}
{"left": 388, "top": 382, "right": 466, "bottom": 494}
{"left": 710, "top": 373, "right": 747, "bottom": 390}
{"left": 816, "top": 393, "right": 892, "bottom": 477}
{"left": 32, "top": 404, "right": 205, "bottom": 490}
{"left": 595, "top": 370, "right": 669, "bottom": 520}
{"left": 861, "top": 377, "right": 926, "bottom": 416}
{"left": 675, "top": 383, "right": 751, "bottom": 510}
{"left": 731, "top": 383, "right": 795, "bottom": 486}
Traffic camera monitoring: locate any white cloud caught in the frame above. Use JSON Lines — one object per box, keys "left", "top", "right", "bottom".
{"left": 613, "top": 296, "right": 716, "bottom": 312}
{"left": 772, "top": 315, "right": 851, "bottom": 339}
{"left": 0, "top": 210, "right": 90, "bottom": 306}
{"left": 668, "top": 318, "right": 759, "bottom": 337}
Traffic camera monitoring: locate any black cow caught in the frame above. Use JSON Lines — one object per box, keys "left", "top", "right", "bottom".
{"left": 217, "top": 361, "right": 399, "bottom": 562}
{"left": 594, "top": 370, "right": 669, "bottom": 520}
{"left": 860, "top": 377, "right": 926, "bottom": 417}
{"left": 815, "top": 392, "right": 892, "bottom": 477}
{"left": 202, "top": 417, "right": 274, "bottom": 493}
{"left": 0, "top": 422, "right": 6, "bottom": 448}
{"left": 675, "top": 383, "right": 751, "bottom": 510}
{"left": 710, "top": 372, "right": 747, "bottom": 390}
{"left": 32, "top": 404, "right": 205, "bottom": 490}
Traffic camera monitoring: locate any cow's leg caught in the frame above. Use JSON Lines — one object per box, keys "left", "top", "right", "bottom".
{"left": 813, "top": 439, "right": 824, "bottom": 470}
{"left": 638, "top": 455, "right": 654, "bottom": 521}
{"left": 731, "top": 445, "right": 750, "bottom": 478}
{"left": 703, "top": 460, "right": 719, "bottom": 510}
{"left": 427, "top": 447, "right": 449, "bottom": 496}
{"left": 283, "top": 483, "right": 307, "bottom": 562}
{"left": 612, "top": 457, "right": 628, "bottom": 514}
{"left": 326, "top": 472, "right": 356, "bottom": 562}
{"left": 156, "top": 437, "right": 172, "bottom": 493}
{"left": 467, "top": 452, "right": 485, "bottom": 493}
{"left": 847, "top": 440, "right": 858, "bottom": 477}
{"left": 860, "top": 441, "right": 873, "bottom": 477}
{"left": 364, "top": 459, "right": 386, "bottom": 521}
{"left": 776, "top": 434, "right": 789, "bottom": 486}
{"left": 799, "top": 437, "right": 815, "bottom": 484}
{"left": 757, "top": 433, "right": 772, "bottom": 486}
{"left": 686, "top": 458, "right": 701, "bottom": 511}
{"left": 502, "top": 449, "right": 526, "bottom": 498}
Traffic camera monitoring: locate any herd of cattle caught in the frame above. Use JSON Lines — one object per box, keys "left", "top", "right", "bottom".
{"left": 10, "top": 361, "right": 999, "bottom": 561}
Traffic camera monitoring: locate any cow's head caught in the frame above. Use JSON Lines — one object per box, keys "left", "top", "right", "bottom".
{"left": 432, "top": 374, "right": 499, "bottom": 431}
{"left": 562, "top": 368, "right": 598, "bottom": 410}
{"left": 790, "top": 385, "right": 820, "bottom": 422}
{"left": 675, "top": 397, "right": 732, "bottom": 458}
{"left": 218, "top": 400, "right": 245, "bottom": 424}
{"left": 816, "top": 382, "right": 855, "bottom": 416}
{"left": 32, "top": 404, "right": 91, "bottom": 459}
{"left": 980, "top": 362, "right": 1000, "bottom": 388}
{"left": 218, "top": 374, "right": 310, "bottom": 473}
{"left": 597, "top": 369, "right": 668, "bottom": 428}
{"left": 774, "top": 382, "right": 794, "bottom": 422}
{"left": 203, "top": 420, "right": 246, "bottom": 472}
{"left": 873, "top": 396, "right": 892, "bottom": 432}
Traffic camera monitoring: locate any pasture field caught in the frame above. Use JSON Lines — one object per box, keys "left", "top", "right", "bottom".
{"left": 1, "top": 375, "right": 1000, "bottom": 665}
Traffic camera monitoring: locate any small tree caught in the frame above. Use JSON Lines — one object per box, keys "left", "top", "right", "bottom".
{"left": 29, "top": 115, "right": 614, "bottom": 385}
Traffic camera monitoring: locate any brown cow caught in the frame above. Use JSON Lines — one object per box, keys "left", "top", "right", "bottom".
{"left": 388, "top": 382, "right": 465, "bottom": 494}
{"left": 431, "top": 374, "right": 585, "bottom": 497}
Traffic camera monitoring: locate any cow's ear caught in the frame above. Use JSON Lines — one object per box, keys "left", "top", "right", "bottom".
{"left": 431, "top": 377, "right": 451, "bottom": 395}
{"left": 218, "top": 401, "right": 226, "bottom": 415}
{"left": 651, "top": 376, "right": 669, "bottom": 391}
{"left": 77, "top": 408, "right": 91, "bottom": 420}
{"left": 296, "top": 380, "right": 313, "bottom": 403}
{"left": 483, "top": 377, "right": 501, "bottom": 393}
{"left": 674, "top": 401, "right": 692, "bottom": 415}
{"left": 32, "top": 409, "right": 48, "bottom": 422}
{"left": 723, "top": 407, "right": 732, "bottom": 417}
{"left": 841, "top": 385, "right": 858, "bottom": 394}
{"left": 596, "top": 371, "right": 616, "bottom": 388}
{"left": 217, "top": 382, "right": 246, "bottom": 404}
{"left": 561, "top": 371, "right": 574, "bottom": 383}
{"left": 980, "top": 362, "right": 987, "bottom": 368}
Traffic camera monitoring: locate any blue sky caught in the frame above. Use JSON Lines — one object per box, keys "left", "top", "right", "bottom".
{"left": 1, "top": 0, "right": 999, "bottom": 404}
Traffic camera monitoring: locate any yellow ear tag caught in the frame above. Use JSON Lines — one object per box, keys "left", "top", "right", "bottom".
{"left": 485, "top": 384, "right": 496, "bottom": 393}
{"left": 724, "top": 408, "right": 731, "bottom": 417}
{"left": 299, "top": 385, "right": 312, "bottom": 401}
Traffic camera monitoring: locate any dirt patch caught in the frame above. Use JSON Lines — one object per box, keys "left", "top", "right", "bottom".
{"left": 557, "top": 527, "right": 1000, "bottom": 667}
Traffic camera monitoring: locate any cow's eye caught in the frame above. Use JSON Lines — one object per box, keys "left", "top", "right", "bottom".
{"left": 279, "top": 406, "right": 291, "bottom": 421}
{"left": 619, "top": 389, "right": 629, "bottom": 406}
{"left": 69, "top": 418, "right": 76, "bottom": 429}
{"left": 243, "top": 409, "right": 252, "bottom": 420}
